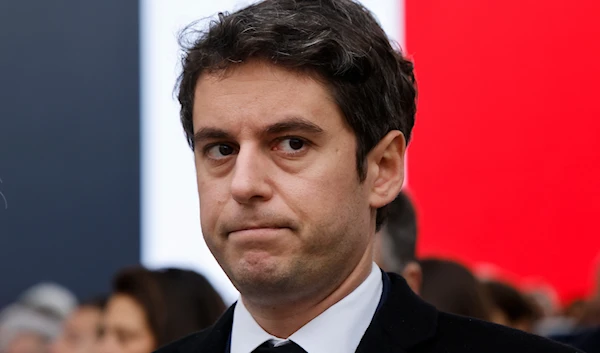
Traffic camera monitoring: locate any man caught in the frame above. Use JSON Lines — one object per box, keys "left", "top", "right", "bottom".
{"left": 157, "top": 0, "right": 580, "bottom": 352}
{"left": 374, "top": 192, "right": 422, "bottom": 294}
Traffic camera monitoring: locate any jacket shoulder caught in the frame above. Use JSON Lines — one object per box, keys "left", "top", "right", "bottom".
{"left": 153, "top": 304, "right": 235, "bottom": 353}
{"left": 153, "top": 329, "right": 211, "bottom": 353}
{"left": 421, "top": 312, "right": 583, "bottom": 353}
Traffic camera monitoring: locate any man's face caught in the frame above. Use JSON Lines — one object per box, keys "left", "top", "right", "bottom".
{"left": 192, "top": 61, "right": 374, "bottom": 300}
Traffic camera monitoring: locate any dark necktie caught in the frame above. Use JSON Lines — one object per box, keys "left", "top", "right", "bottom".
{"left": 252, "top": 340, "right": 307, "bottom": 353}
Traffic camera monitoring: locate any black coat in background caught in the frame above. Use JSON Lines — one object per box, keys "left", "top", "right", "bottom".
{"left": 551, "top": 326, "right": 600, "bottom": 352}
{"left": 155, "top": 272, "right": 582, "bottom": 353}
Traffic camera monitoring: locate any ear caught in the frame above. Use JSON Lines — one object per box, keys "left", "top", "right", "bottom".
{"left": 401, "top": 261, "right": 422, "bottom": 295}
{"left": 366, "top": 130, "right": 406, "bottom": 209}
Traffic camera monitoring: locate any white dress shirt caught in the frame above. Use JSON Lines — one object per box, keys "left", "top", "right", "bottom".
{"left": 230, "top": 262, "right": 383, "bottom": 353}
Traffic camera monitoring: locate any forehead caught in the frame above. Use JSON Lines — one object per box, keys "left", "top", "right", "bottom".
{"left": 104, "top": 295, "right": 146, "bottom": 326}
{"left": 196, "top": 61, "right": 322, "bottom": 95}
{"left": 192, "top": 61, "right": 343, "bottom": 132}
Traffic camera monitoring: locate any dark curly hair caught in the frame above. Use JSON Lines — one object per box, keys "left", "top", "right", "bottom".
{"left": 177, "top": 0, "right": 417, "bottom": 230}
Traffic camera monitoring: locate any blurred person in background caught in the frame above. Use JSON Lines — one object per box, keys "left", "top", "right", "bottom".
{"left": 546, "top": 256, "right": 600, "bottom": 352}
{"left": 527, "top": 287, "right": 558, "bottom": 320}
{"left": 551, "top": 326, "right": 600, "bottom": 353}
{"left": 49, "top": 296, "right": 107, "bottom": 353}
{"left": 97, "top": 267, "right": 225, "bottom": 353}
{"left": 564, "top": 299, "right": 587, "bottom": 324}
{"left": 549, "top": 306, "right": 600, "bottom": 352}
{"left": 3, "top": 332, "right": 48, "bottom": 353}
{"left": 419, "top": 258, "right": 491, "bottom": 321}
{"left": 530, "top": 298, "right": 580, "bottom": 338}
{"left": 0, "top": 283, "right": 77, "bottom": 353}
{"left": 578, "top": 254, "right": 600, "bottom": 327}
{"left": 374, "top": 191, "right": 422, "bottom": 294}
{"left": 526, "top": 286, "right": 576, "bottom": 337}
{"left": 483, "top": 281, "right": 541, "bottom": 333}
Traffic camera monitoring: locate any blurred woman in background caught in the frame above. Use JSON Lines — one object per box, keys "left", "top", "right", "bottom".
{"left": 482, "top": 281, "right": 541, "bottom": 333}
{"left": 419, "top": 258, "right": 492, "bottom": 321}
{"left": 49, "top": 296, "right": 106, "bottom": 353}
{"left": 96, "top": 267, "right": 225, "bottom": 353}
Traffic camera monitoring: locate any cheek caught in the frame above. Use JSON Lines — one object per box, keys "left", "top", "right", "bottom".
{"left": 288, "top": 149, "right": 365, "bottom": 224}
{"left": 197, "top": 175, "right": 228, "bottom": 233}
{"left": 128, "top": 325, "right": 156, "bottom": 353}
{"left": 140, "top": 334, "right": 156, "bottom": 352}
{"left": 315, "top": 149, "right": 363, "bottom": 202}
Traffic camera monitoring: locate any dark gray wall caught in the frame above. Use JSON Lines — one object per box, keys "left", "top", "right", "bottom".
{"left": 0, "top": 0, "right": 139, "bottom": 308}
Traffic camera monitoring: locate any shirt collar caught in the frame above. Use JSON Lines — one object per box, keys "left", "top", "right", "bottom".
{"left": 230, "top": 263, "right": 383, "bottom": 353}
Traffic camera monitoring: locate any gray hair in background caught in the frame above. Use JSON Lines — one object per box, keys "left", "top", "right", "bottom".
{"left": 379, "top": 191, "right": 418, "bottom": 273}
{"left": 0, "top": 283, "right": 77, "bottom": 350}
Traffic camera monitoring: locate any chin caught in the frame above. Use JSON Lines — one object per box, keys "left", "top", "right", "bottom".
{"left": 238, "top": 255, "right": 280, "bottom": 278}
{"left": 233, "top": 259, "right": 295, "bottom": 293}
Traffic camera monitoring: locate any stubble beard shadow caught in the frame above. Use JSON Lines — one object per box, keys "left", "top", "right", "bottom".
{"left": 233, "top": 259, "right": 321, "bottom": 307}
{"left": 233, "top": 250, "right": 354, "bottom": 311}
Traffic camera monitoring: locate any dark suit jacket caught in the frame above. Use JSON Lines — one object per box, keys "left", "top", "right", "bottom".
{"left": 155, "top": 272, "right": 582, "bottom": 353}
{"left": 551, "top": 326, "right": 600, "bottom": 352}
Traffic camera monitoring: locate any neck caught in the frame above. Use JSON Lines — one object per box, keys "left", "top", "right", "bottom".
{"left": 241, "top": 243, "right": 375, "bottom": 338}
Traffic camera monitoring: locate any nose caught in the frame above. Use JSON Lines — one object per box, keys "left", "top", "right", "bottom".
{"left": 230, "top": 145, "right": 273, "bottom": 204}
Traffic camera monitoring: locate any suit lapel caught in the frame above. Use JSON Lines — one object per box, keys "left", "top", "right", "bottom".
{"left": 356, "top": 271, "right": 438, "bottom": 352}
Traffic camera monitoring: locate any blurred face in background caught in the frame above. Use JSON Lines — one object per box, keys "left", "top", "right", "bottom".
{"left": 373, "top": 230, "right": 422, "bottom": 295}
{"left": 488, "top": 307, "right": 510, "bottom": 327}
{"left": 50, "top": 306, "right": 102, "bottom": 353}
{"left": 5, "top": 332, "right": 48, "bottom": 353}
{"left": 97, "top": 294, "right": 155, "bottom": 353}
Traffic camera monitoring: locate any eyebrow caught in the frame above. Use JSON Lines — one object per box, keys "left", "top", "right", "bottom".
{"left": 193, "top": 116, "right": 324, "bottom": 146}
{"left": 193, "top": 128, "right": 232, "bottom": 146}
{"left": 264, "top": 116, "right": 324, "bottom": 136}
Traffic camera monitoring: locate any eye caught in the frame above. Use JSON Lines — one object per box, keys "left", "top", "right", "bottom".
{"left": 287, "top": 138, "right": 305, "bottom": 150}
{"left": 205, "top": 144, "right": 236, "bottom": 160}
{"left": 97, "top": 325, "right": 105, "bottom": 339}
{"left": 116, "top": 330, "right": 137, "bottom": 346}
{"left": 274, "top": 137, "right": 307, "bottom": 154}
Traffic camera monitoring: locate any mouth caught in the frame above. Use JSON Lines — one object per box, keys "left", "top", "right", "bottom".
{"left": 227, "top": 226, "right": 291, "bottom": 240}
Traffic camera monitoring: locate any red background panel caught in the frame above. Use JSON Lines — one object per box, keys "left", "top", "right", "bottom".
{"left": 405, "top": 0, "right": 600, "bottom": 304}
